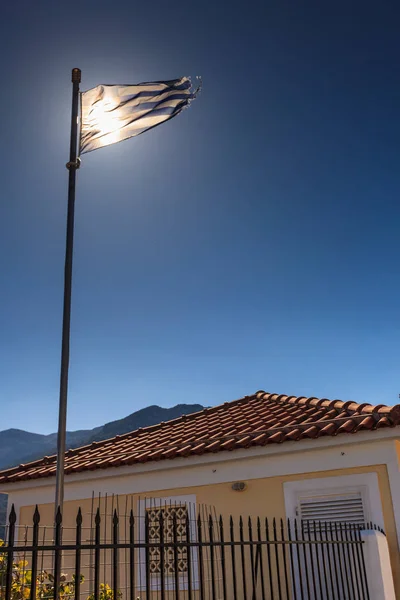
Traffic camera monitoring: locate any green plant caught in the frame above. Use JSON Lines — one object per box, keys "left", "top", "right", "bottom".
{"left": 0, "top": 540, "right": 119, "bottom": 600}
{"left": 87, "top": 583, "right": 122, "bottom": 600}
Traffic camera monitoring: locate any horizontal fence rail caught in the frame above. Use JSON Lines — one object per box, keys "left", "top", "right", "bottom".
{"left": 0, "top": 503, "right": 377, "bottom": 600}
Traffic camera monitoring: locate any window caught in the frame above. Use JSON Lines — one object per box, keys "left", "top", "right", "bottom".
{"left": 147, "top": 504, "right": 189, "bottom": 577}
{"left": 284, "top": 474, "right": 384, "bottom": 598}
{"left": 284, "top": 473, "right": 384, "bottom": 528}
{"left": 138, "top": 495, "right": 198, "bottom": 591}
{"left": 298, "top": 491, "right": 366, "bottom": 524}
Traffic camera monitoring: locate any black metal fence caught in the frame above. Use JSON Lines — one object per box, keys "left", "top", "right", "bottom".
{"left": 0, "top": 503, "right": 376, "bottom": 600}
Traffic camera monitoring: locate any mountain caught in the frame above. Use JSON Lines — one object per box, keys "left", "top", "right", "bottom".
{"left": 86, "top": 404, "right": 205, "bottom": 443}
{"left": 0, "top": 403, "right": 205, "bottom": 471}
{"left": 0, "top": 403, "right": 205, "bottom": 530}
{"left": 0, "top": 428, "right": 101, "bottom": 472}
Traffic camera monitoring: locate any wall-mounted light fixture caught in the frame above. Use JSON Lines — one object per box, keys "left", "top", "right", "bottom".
{"left": 231, "top": 481, "right": 247, "bottom": 492}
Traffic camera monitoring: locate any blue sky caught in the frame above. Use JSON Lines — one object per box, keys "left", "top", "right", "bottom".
{"left": 1, "top": 1, "right": 399, "bottom": 434}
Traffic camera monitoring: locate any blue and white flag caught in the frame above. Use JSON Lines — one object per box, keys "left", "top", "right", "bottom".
{"left": 79, "top": 77, "right": 199, "bottom": 154}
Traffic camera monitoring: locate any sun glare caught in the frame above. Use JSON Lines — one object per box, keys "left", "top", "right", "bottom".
{"left": 87, "top": 101, "right": 124, "bottom": 146}
{"left": 92, "top": 104, "right": 119, "bottom": 135}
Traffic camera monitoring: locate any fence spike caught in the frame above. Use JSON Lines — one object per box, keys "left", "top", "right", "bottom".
{"left": 33, "top": 505, "right": 40, "bottom": 525}
{"left": 294, "top": 518, "right": 298, "bottom": 536}
{"left": 9, "top": 504, "right": 16, "bottom": 525}
{"left": 55, "top": 506, "right": 62, "bottom": 525}
{"left": 196, "top": 513, "right": 205, "bottom": 600}
{"left": 5, "top": 505, "right": 16, "bottom": 600}
{"left": 0, "top": 509, "right": 372, "bottom": 600}
{"left": 280, "top": 518, "right": 285, "bottom": 536}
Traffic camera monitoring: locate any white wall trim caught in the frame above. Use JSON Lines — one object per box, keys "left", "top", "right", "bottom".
{"left": 361, "top": 530, "right": 396, "bottom": 600}
{"left": 4, "top": 440, "right": 399, "bottom": 573}
{"left": 1, "top": 428, "right": 399, "bottom": 495}
{"left": 385, "top": 442, "right": 400, "bottom": 551}
{"left": 4, "top": 441, "right": 396, "bottom": 516}
{"left": 283, "top": 472, "right": 384, "bottom": 527}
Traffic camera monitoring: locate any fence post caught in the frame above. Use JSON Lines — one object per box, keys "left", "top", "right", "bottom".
{"left": 94, "top": 508, "right": 101, "bottom": 600}
{"left": 5, "top": 506, "right": 16, "bottom": 600}
{"left": 112, "top": 510, "right": 119, "bottom": 600}
{"left": 30, "top": 506, "right": 40, "bottom": 600}
{"left": 360, "top": 530, "right": 396, "bottom": 600}
{"left": 185, "top": 511, "right": 193, "bottom": 598}
{"left": 197, "top": 515, "right": 205, "bottom": 600}
{"left": 53, "top": 507, "right": 62, "bottom": 600}
{"left": 75, "top": 508, "right": 82, "bottom": 600}
{"left": 229, "top": 516, "right": 238, "bottom": 599}
{"left": 129, "top": 510, "right": 135, "bottom": 600}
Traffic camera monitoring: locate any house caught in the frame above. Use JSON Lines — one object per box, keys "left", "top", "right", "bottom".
{"left": 0, "top": 390, "right": 399, "bottom": 598}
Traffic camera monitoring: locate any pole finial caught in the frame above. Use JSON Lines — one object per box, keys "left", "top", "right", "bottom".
{"left": 71, "top": 68, "right": 81, "bottom": 83}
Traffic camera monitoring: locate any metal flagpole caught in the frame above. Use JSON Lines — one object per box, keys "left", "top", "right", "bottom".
{"left": 54, "top": 67, "right": 81, "bottom": 521}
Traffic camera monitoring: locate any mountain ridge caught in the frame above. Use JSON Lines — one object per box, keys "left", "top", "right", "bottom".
{"left": 0, "top": 402, "right": 205, "bottom": 531}
{"left": 0, "top": 403, "right": 205, "bottom": 470}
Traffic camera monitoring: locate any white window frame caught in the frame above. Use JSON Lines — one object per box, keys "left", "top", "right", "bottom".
{"left": 137, "top": 495, "right": 198, "bottom": 592}
{"left": 283, "top": 472, "right": 385, "bottom": 528}
{"left": 284, "top": 473, "right": 385, "bottom": 598}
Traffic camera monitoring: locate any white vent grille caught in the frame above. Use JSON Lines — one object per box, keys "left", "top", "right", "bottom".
{"left": 298, "top": 492, "right": 365, "bottom": 525}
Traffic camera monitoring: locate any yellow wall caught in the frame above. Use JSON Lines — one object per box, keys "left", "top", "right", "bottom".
{"left": 18, "top": 464, "right": 400, "bottom": 599}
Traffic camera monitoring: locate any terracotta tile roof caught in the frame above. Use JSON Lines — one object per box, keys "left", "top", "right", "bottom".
{"left": 1, "top": 391, "right": 399, "bottom": 484}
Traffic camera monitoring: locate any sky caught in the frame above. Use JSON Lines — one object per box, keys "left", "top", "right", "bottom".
{"left": 0, "top": 1, "right": 399, "bottom": 435}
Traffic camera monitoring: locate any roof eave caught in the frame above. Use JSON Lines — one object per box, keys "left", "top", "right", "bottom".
{"left": 1, "top": 426, "right": 399, "bottom": 494}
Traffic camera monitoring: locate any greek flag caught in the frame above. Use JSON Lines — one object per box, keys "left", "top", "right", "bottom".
{"left": 79, "top": 77, "right": 199, "bottom": 154}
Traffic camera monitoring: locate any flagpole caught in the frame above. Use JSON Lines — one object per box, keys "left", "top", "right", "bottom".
{"left": 54, "top": 67, "right": 81, "bottom": 520}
